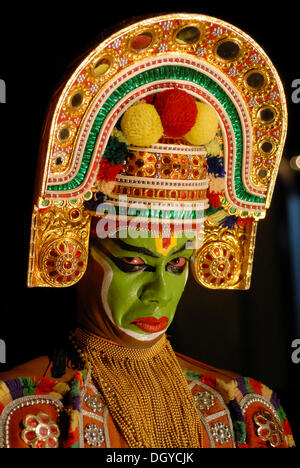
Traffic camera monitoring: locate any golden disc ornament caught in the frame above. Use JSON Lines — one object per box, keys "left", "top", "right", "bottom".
{"left": 192, "top": 241, "right": 241, "bottom": 289}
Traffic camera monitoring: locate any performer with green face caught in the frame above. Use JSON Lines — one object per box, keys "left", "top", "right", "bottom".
{"left": 72, "top": 231, "right": 209, "bottom": 448}
{"left": 0, "top": 13, "right": 295, "bottom": 449}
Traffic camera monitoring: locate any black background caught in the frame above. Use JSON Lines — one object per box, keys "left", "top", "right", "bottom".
{"left": 0, "top": 0, "right": 299, "bottom": 446}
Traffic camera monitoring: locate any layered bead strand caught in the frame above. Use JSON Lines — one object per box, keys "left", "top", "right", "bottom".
{"left": 71, "top": 328, "right": 203, "bottom": 448}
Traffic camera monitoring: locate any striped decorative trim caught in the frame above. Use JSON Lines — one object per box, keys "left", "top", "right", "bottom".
{"left": 0, "top": 377, "right": 69, "bottom": 409}
{"left": 128, "top": 143, "right": 206, "bottom": 156}
{"left": 116, "top": 174, "right": 209, "bottom": 190}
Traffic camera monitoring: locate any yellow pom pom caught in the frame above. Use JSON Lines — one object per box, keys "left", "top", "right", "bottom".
{"left": 184, "top": 102, "right": 219, "bottom": 145}
{"left": 121, "top": 103, "right": 163, "bottom": 147}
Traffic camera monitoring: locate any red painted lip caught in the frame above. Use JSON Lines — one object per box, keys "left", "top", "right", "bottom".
{"left": 130, "top": 316, "right": 169, "bottom": 333}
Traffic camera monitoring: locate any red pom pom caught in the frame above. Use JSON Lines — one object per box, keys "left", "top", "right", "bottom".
{"left": 154, "top": 89, "right": 198, "bottom": 138}
{"left": 144, "top": 94, "right": 154, "bottom": 104}
{"left": 237, "top": 217, "right": 254, "bottom": 228}
{"left": 97, "top": 159, "right": 123, "bottom": 182}
{"left": 207, "top": 191, "right": 222, "bottom": 209}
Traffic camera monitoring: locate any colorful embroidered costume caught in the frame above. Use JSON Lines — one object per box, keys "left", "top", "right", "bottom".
{"left": 0, "top": 13, "right": 295, "bottom": 448}
{"left": 0, "top": 348, "right": 295, "bottom": 448}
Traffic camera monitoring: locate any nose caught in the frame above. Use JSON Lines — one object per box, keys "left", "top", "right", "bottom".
{"left": 139, "top": 266, "right": 171, "bottom": 307}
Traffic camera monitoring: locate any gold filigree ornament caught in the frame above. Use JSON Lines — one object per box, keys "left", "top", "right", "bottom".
{"left": 193, "top": 240, "right": 241, "bottom": 289}
{"left": 167, "top": 20, "right": 210, "bottom": 53}
{"left": 192, "top": 220, "right": 256, "bottom": 290}
{"left": 55, "top": 120, "right": 77, "bottom": 148}
{"left": 123, "top": 24, "right": 163, "bottom": 60}
{"left": 236, "top": 64, "right": 275, "bottom": 98}
{"left": 62, "top": 84, "right": 92, "bottom": 118}
{"left": 253, "top": 100, "right": 282, "bottom": 130}
{"left": 28, "top": 202, "right": 90, "bottom": 287}
{"left": 50, "top": 150, "right": 69, "bottom": 174}
{"left": 256, "top": 135, "right": 278, "bottom": 160}
{"left": 27, "top": 13, "right": 287, "bottom": 290}
{"left": 39, "top": 238, "right": 87, "bottom": 287}
{"left": 206, "top": 34, "right": 250, "bottom": 69}
{"left": 86, "top": 49, "right": 120, "bottom": 86}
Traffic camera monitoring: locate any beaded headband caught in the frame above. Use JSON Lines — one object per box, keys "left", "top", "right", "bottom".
{"left": 27, "top": 13, "right": 287, "bottom": 290}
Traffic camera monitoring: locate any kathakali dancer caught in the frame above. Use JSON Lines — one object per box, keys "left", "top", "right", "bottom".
{"left": 0, "top": 13, "right": 296, "bottom": 448}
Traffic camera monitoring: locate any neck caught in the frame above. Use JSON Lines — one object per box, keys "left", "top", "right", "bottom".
{"left": 73, "top": 326, "right": 167, "bottom": 358}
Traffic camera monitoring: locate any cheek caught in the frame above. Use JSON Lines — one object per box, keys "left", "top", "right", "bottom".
{"left": 106, "top": 273, "right": 144, "bottom": 325}
{"left": 168, "top": 268, "right": 189, "bottom": 302}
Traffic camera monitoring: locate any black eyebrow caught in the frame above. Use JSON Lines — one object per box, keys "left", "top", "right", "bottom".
{"left": 112, "top": 239, "right": 159, "bottom": 258}
{"left": 170, "top": 243, "right": 189, "bottom": 256}
{"left": 92, "top": 242, "right": 155, "bottom": 272}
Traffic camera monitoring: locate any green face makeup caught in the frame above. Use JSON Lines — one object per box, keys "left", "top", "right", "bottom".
{"left": 90, "top": 234, "right": 193, "bottom": 341}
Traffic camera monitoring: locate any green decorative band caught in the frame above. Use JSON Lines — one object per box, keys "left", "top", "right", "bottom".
{"left": 47, "top": 64, "right": 264, "bottom": 205}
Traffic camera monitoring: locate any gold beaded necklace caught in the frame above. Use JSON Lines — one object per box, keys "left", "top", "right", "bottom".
{"left": 72, "top": 328, "right": 203, "bottom": 448}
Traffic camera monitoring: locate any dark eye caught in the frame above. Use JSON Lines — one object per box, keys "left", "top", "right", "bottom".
{"left": 168, "top": 258, "right": 187, "bottom": 267}
{"left": 114, "top": 256, "right": 146, "bottom": 273}
{"left": 121, "top": 257, "right": 145, "bottom": 265}
{"left": 166, "top": 257, "right": 188, "bottom": 274}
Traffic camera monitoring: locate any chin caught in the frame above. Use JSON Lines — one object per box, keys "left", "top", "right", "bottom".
{"left": 118, "top": 325, "right": 167, "bottom": 342}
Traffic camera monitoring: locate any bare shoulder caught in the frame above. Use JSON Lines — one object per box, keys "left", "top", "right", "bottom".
{"left": 0, "top": 356, "right": 50, "bottom": 381}
{"left": 175, "top": 352, "right": 240, "bottom": 382}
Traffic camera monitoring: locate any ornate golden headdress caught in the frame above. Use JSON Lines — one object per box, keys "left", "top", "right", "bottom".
{"left": 27, "top": 13, "right": 287, "bottom": 290}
